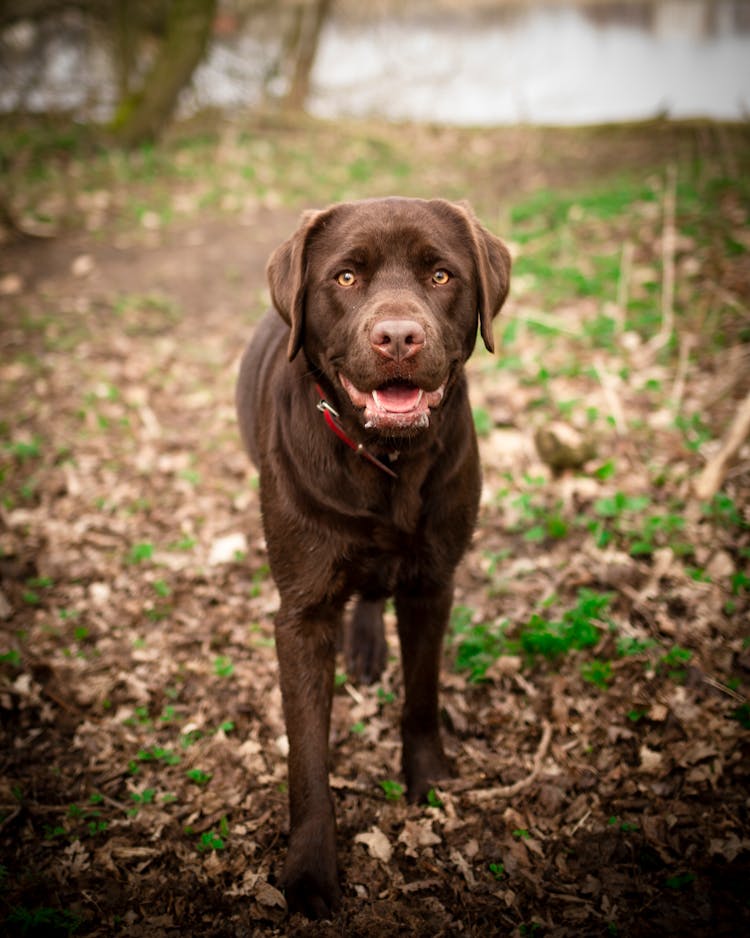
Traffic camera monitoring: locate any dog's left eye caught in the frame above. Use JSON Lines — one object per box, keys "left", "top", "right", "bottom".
{"left": 432, "top": 270, "right": 450, "bottom": 285}
{"left": 336, "top": 270, "right": 356, "bottom": 287}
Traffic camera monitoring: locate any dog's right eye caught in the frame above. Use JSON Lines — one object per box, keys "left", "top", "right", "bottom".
{"left": 336, "top": 270, "right": 356, "bottom": 287}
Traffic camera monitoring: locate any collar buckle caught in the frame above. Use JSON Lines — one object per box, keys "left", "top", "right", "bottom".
{"left": 316, "top": 397, "right": 340, "bottom": 419}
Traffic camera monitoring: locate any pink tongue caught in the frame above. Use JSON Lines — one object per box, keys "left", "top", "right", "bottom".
{"left": 374, "top": 385, "right": 422, "bottom": 413}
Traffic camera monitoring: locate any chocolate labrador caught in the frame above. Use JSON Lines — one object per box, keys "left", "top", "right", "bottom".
{"left": 236, "top": 197, "right": 510, "bottom": 918}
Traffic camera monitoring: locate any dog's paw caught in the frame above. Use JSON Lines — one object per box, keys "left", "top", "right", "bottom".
{"left": 282, "top": 844, "right": 341, "bottom": 919}
{"left": 403, "top": 734, "right": 452, "bottom": 803}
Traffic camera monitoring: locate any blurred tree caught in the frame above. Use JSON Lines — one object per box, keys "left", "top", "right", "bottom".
{"left": 281, "top": 0, "right": 333, "bottom": 112}
{"left": 0, "top": 0, "right": 336, "bottom": 147}
{"left": 1, "top": 0, "right": 216, "bottom": 148}
{"left": 110, "top": 0, "right": 218, "bottom": 147}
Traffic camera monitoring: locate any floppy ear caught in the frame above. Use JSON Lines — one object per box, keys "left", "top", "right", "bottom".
{"left": 266, "top": 209, "right": 322, "bottom": 361}
{"left": 450, "top": 201, "right": 512, "bottom": 353}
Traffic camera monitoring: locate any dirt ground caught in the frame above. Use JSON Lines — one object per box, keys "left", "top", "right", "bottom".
{"left": 1, "top": 120, "right": 749, "bottom": 937}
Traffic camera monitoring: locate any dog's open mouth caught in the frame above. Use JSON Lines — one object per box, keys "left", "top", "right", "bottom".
{"left": 340, "top": 375, "right": 445, "bottom": 431}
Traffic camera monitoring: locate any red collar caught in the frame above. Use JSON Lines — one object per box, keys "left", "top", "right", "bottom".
{"left": 315, "top": 383, "right": 398, "bottom": 479}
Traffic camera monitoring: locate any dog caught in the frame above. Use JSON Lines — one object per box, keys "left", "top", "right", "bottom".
{"left": 236, "top": 197, "right": 510, "bottom": 917}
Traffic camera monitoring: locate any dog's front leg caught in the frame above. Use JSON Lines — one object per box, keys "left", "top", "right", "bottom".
{"left": 275, "top": 604, "right": 341, "bottom": 918}
{"left": 395, "top": 584, "right": 453, "bottom": 802}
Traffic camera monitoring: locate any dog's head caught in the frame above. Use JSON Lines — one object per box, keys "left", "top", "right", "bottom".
{"left": 267, "top": 197, "right": 511, "bottom": 436}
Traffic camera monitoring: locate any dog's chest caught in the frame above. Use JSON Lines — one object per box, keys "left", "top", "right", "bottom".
{"left": 341, "top": 480, "right": 442, "bottom": 595}
{"left": 357, "top": 451, "right": 436, "bottom": 535}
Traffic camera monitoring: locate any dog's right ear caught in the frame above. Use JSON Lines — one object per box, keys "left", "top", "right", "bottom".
{"left": 266, "top": 209, "right": 322, "bottom": 361}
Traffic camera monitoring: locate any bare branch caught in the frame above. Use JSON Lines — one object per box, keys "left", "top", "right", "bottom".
{"left": 694, "top": 389, "right": 750, "bottom": 500}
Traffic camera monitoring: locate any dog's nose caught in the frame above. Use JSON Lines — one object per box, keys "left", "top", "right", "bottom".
{"left": 370, "top": 319, "right": 425, "bottom": 362}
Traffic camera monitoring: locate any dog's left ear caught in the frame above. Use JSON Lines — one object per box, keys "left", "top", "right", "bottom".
{"left": 448, "top": 201, "right": 512, "bottom": 353}
{"left": 266, "top": 208, "right": 324, "bottom": 361}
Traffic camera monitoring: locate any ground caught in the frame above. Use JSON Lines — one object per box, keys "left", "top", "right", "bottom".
{"left": 0, "top": 116, "right": 749, "bottom": 937}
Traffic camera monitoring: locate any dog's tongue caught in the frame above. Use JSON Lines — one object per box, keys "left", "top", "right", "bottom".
{"left": 339, "top": 373, "right": 444, "bottom": 431}
{"left": 372, "top": 385, "right": 423, "bottom": 414}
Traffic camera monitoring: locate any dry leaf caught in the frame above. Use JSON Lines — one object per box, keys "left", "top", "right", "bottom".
{"left": 208, "top": 532, "right": 248, "bottom": 565}
{"left": 354, "top": 826, "right": 393, "bottom": 863}
{"left": 638, "top": 745, "right": 663, "bottom": 774}
{"left": 450, "top": 848, "right": 476, "bottom": 887}
{"left": 71, "top": 253, "right": 95, "bottom": 277}
{"left": 254, "top": 880, "right": 286, "bottom": 909}
{"left": 0, "top": 273, "right": 23, "bottom": 295}
{"left": 398, "top": 819, "right": 442, "bottom": 857}
{"left": 709, "top": 834, "right": 750, "bottom": 862}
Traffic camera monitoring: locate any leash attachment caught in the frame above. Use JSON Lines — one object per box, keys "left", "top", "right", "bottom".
{"left": 315, "top": 384, "right": 398, "bottom": 479}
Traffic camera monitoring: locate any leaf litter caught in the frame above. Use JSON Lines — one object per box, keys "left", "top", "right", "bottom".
{"left": 0, "top": 118, "right": 749, "bottom": 936}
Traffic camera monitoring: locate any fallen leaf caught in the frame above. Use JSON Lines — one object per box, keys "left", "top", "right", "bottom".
{"left": 208, "top": 532, "right": 248, "bottom": 565}
{"left": 709, "top": 833, "right": 750, "bottom": 862}
{"left": 398, "top": 818, "right": 441, "bottom": 857}
{"left": 255, "top": 880, "right": 286, "bottom": 909}
{"left": 355, "top": 825, "right": 393, "bottom": 863}
{"left": 71, "top": 253, "right": 95, "bottom": 277}
{"left": 0, "top": 273, "right": 22, "bottom": 295}
{"left": 450, "top": 847, "right": 476, "bottom": 887}
{"left": 639, "top": 745, "right": 663, "bottom": 774}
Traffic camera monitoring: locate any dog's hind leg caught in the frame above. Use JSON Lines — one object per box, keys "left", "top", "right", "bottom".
{"left": 344, "top": 597, "right": 388, "bottom": 685}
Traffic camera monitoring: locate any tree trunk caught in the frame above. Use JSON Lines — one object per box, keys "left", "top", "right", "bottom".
{"left": 283, "top": 0, "right": 332, "bottom": 112}
{"left": 111, "top": 0, "right": 217, "bottom": 148}
{"left": 111, "top": 0, "right": 137, "bottom": 99}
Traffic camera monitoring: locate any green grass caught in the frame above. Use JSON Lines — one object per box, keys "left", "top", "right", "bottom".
{"left": 517, "top": 589, "right": 612, "bottom": 660}
{"left": 449, "top": 588, "right": 711, "bottom": 699}
{"left": 195, "top": 816, "right": 230, "bottom": 852}
{"left": 379, "top": 779, "right": 405, "bottom": 801}
{"left": 510, "top": 179, "right": 657, "bottom": 229}
{"left": 186, "top": 769, "right": 212, "bottom": 786}
{"left": 449, "top": 590, "right": 613, "bottom": 681}
{"left": 126, "top": 542, "right": 155, "bottom": 564}
{"left": 581, "top": 659, "right": 613, "bottom": 689}
{"left": 213, "top": 656, "right": 234, "bottom": 678}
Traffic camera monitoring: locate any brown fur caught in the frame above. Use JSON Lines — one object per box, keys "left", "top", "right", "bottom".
{"left": 236, "top": 197, "right": 510, "bottom": 918}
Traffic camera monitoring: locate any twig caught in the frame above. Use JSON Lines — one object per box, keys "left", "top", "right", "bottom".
{"left": 94, "top": 792, "right": 130, "bottom": 812}
{"left": 620, "top": 584, "right": 658, "bottom": 630}
{"left": 647, "top": 164, "right": 677, "bottom": 356}
{"left": 708, "top": 282, "right": 744, "bottom": 314}
{"left": 569, "top": 808, "right": 592, "bottom": 836}
{"left": 343, "top": 681, "right": 364, "bottom": 705}
{"left": 593, "top": 355, "right": 626, "bottom": 435}
{"left": 693, "top": 389, "right": 750, "bottom": 500}
{"left": 0, "top": 806, "right": 21, "bottom": 834}
{"left": 715, "top": 123, "right": 739, "bottom": 179}
{"left": 467, "top": 720, "right": 552, "bottom": 803}
{"left": 702, "top": 675, "right": 746, "bottom": 704}
{"left": 614, "top": 239, "right": 634, "bottom": 336}
{"left": 671, "top": 332, "right": 696, "bottom": 413}
{"left": 701, "top": 342, "right": 750, "bottom": 409}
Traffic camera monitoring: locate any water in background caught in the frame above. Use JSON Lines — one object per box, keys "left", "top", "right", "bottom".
{"left": 2, "top": 0, "right": 749, "bottom": 126}
{"left": 306, "top": 0, "right": 750, "bottom": 124}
